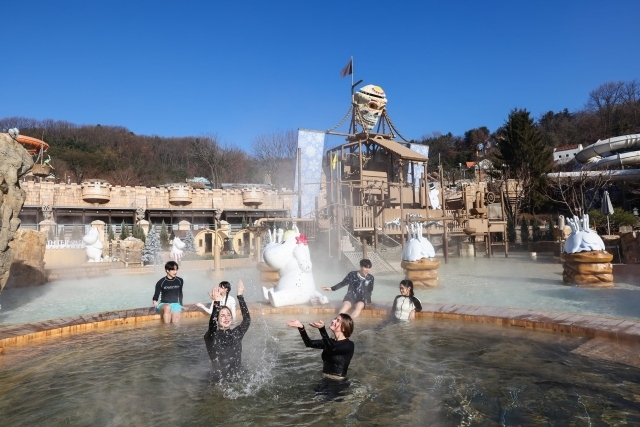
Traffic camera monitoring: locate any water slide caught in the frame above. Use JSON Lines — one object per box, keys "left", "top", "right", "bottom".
{"left": 547, "top": 133, "right": 640, "bottom": 182}
{"left": 575, "top": 133, "right": 640, "bottom": 169}
{"left": 14, "top": 134, "right": 50, "bottom": 155}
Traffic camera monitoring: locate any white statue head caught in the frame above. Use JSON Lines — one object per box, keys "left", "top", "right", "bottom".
{"left": 83, "top": 227, "right": 100, "bottom": 245}
{"left": 353, "top": 85, "right": 387, "bottom": 130}
{"left": 172, "top": 237, "right": 186, "bottom": 250}
{"left": 563, "top": 214, "right": 605, "bottom": 253}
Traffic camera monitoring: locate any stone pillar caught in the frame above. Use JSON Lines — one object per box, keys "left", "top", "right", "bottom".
{"left": 39, "top": 219, "right": 58, "bottom": 241}
{"left": 91, "top": 220, "right": 106, "bottom": 244}
{"left": 138, "top": 219, "right": 150, "bottom": 236}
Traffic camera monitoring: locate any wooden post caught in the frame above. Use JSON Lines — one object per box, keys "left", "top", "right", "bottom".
{"left": 361, "top": 236, "right": 368, "bottom": 259}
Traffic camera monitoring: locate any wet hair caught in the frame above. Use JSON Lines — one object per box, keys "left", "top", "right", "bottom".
{"left": 359, "top": 259, "right": 372, "bottom": 269}
{"left": 218, "top": 281, "right": 231, "bottom": 306}
{"left": 399, "top": 279, "right": 414, "bottom": 298}
{"left": 339, "top": 313, "right": 354, "bottom": 338}
{"left": 165, "top": 261, "right": 179, "bottom": 272}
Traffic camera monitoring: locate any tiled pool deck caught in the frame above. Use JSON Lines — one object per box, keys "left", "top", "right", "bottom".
{"left": 2, "top": 301, "right": 639, "bottom": 356}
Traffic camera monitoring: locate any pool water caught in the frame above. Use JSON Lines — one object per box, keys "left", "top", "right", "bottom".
{"left": 1, "top": 255, "right": 639, "bottom": 325}
{"left": 1, "top": 315, "right": 639, "bottom": 426}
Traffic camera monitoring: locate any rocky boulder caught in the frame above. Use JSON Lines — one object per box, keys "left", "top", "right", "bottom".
{"left": 0, "top": 133, "right": 34, "bottom": 293}
{"left": 6, "top": 228, "right": 47, "bottom": 288}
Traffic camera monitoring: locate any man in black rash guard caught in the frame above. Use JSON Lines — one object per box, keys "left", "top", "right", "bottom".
{"left": 152, "top": 261, "right": 184, "bottom": 324}
{"left": 322, "top": 258, "right": 373, "bottom": 318}
{"left": 286, "top": 313, "right": 355, "bottom": 380}
{"left": 204, "top": 279, "right": 251, "bottom": 381}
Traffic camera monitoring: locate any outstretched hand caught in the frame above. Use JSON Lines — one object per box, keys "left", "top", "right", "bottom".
{"left": 286, "top": 319, "right": 303, "bottom": 328}
{"left": 309, "top": 320, "right": 324, "bottom": 329}
{"left": 321, "top": 287, "right": 332, "bottom": 291}
{"left": 237, "top": 279, "right": 244, "bottom": 296}
{"left": 209, "top": 286, "right": 221, "bottom": 301}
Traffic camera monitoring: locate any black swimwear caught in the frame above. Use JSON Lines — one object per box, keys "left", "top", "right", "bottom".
{"left": 152, "top": 276, "right": 184, "bottom": 305}
{"left": 297, "top": 326, "right": 354, "bottom": 378}
{"left": 204, "top": 295, "right": 251, "bottom": 380}
{"left": 331, "top": 271, "right": 374, "bottom": 304}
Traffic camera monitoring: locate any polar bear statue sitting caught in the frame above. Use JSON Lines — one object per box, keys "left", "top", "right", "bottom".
{"left": 262, "top": 225, "right": 329, "bottom": 307}
{"left": 171, "top": 237, "right": 186, "bottom": 262}
{"left": 83, "top": 227, "right": 104, "bottom": 262}
{"left": 402, "top": 223, "right": 436, "bottom": 261}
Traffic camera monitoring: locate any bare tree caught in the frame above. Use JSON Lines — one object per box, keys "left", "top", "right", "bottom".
{"left": 251, "top": 129, "right": 297, "bottom": 189}
{"left": 544, "top": 170, "right": 611, "bottom": 217}
{"left": 189, "top": 134, "right": 242, "bottom": 188}
{"left": 586, "top": 81, "right": 625, "bottom": 137}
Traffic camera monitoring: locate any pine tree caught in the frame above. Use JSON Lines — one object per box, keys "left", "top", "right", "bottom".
{"left": 120, "top": 221, "right": 130, "bottom": 240}
{"left": 531, "top": 216, "right": 542, "bottom": 242}
{"left": 506, "top": 217, "right": 516, "bottom": 244}
{"left": 495, "top": 108, "right": 553, "bottom": 221}
{"left": 132, "top": 223, "right": 146, "bottom": 243}
{"left": 142, "top": 226, "right": 163, "bottom": 265}
{"left": 520, "top": 217, "right": 530, "bottom": 245}
{"left": 71, "top": 224, "right": 82, "bottom": 240}
{"left": 107, "top": 225, "right": 115, "bottom": 242}
{"left": 160, "top": 220, "right": 170, "bottom": 249}
{"left": 183, "top": 230, "right": 197, "bottom": 253}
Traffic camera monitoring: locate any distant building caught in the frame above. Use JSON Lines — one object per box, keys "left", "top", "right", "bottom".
{"left": 553, "top": 144, "right": 583, "bottom": 164}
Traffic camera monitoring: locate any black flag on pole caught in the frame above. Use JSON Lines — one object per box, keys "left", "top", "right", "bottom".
{"left": 340, "top": 58, "right": 353, "bottom": 78}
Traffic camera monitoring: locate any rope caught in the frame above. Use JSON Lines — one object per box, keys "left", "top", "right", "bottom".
{"left": 326, "top": 105, "right": 353, "bottom": 133}
{"left": 384, "top": 111, "right": 409, "bottom": 142}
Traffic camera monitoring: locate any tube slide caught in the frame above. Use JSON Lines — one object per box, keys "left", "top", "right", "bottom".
{"left": 575, "top": 133, "right": 640, "bottom": 169}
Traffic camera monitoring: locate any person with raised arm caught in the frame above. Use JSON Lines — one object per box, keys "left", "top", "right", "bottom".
{"left": 195, "top": 281, "right": 237, "bottom": 321}
{"left": 203, "top": 279, "right": 250, "bottom": 381}
{"left": 286, "top": 313, "right": 355, "bottom": 381}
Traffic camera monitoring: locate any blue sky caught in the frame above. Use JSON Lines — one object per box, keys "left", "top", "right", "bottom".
{"left": 2, "top": 1, "right": 639, "bottom": 150}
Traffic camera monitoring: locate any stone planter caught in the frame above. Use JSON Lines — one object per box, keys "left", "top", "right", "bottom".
{"left": 561, "top": 251, "right": 614, "bottom": 287}
{"left": 401, "top": 257, "right": 441, "bottom": 287}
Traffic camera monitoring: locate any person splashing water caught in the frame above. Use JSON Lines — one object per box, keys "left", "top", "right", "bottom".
{"left": 203, "top": 279, "right": 250, "bottom": 381}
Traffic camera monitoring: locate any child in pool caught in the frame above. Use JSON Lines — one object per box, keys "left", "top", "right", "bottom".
{"left": 391, "top": 279, "right": 422, "bottom": 321}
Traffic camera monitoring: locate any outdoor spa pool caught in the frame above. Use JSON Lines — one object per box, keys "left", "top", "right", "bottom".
{"left": 1, "top": 314, "right": 639, "bottom": 426}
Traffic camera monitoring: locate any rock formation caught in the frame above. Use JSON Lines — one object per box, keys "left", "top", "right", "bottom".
{"left": 6, "top": 228, "right": 47, "bottom": 288}
{"left": 0, "top": 133, "right": 34, "bottom": 294}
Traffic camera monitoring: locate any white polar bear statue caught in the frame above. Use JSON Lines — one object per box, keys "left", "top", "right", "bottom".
{"left": 83, "top": 227, "right": 103, "bottom": 262}
{"left": 171, "top": 237, "right": 186, "bottom": 262}
{"left": 402, "top": 223, "right": 436, "bottom": 261}
{"left": 262, "top": 226, "right": 329, "bottom": 307}
{"left": 563, "top": 214, "right": 605, "bottom": 254}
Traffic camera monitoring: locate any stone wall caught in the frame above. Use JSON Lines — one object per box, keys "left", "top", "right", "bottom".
{"left": 22, "top": 181, "right": 294, "bottom": 212}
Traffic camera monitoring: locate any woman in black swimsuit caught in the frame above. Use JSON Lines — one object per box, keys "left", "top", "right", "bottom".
{"left": 286, "top": 313, "right": 355, "bottom": 380}
{"left": 203, "top": 279, "right": 250, "bottom": 381}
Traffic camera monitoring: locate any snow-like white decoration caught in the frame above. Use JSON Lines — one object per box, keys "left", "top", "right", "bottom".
{"left": 402, "top": 223, "right": 435, "bottom": 261}
{"left": 563, "top": 214, "right": 605, "bottom": 253}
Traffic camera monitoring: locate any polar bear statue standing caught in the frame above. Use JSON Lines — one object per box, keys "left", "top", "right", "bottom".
{"left": 83, "top": 227, "right": 103, "bottom": 262}
{"left": 262, "top": 226, "right": 328, "bottom": 307}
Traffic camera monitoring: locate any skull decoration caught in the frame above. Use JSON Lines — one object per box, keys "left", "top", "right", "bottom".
{"left": 353, "top": 85, "right": 387, "bottom": 131}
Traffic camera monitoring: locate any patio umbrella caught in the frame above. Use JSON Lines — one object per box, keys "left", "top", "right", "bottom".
{"left": 601, "top": 190, "right": 614, "bottom": 235}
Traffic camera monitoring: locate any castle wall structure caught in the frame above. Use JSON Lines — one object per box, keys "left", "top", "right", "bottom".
{"left": 19, "top": 181, "right": 294, "bottom": 231}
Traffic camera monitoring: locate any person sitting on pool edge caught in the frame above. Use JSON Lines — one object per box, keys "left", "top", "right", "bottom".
{"left": 322, "top": 259, "right": 373, "bottom": 318}
{"left": 152, "top": 261, "right": 184, "bottom": 324}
